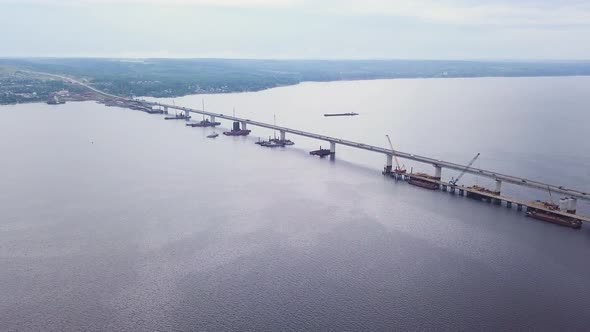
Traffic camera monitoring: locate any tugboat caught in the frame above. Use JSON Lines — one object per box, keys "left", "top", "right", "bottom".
{"left": 223, "top": 121, "right": 251, "bottom": 136}
{"left": 207, "top": 133, "right": 219, "bottom": 138}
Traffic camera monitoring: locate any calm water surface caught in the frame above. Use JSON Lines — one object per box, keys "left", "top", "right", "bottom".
{"left": 2, "top": 77, "right": 590, "bottom": 331}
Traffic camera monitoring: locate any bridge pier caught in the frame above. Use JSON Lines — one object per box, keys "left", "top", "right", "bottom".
{"left": 450, "top": 186, "right": 456, "bottom": 194}
{"left": 517, "top": 204, "right": 523, "bottom": 211}
{"left": 383, "top": 154, "right": 393, "bottom": 175}
{"left": 210, "top": 115, "right": 216, "bottom": 123}
{"left": 495, "top": 179, "right": 502, "bottom": 194}
{"left": 434, "top": 165, "right": 442, "bottom": 179}
{"left": 163, "top": 106, "right": 168, "bottom": 114}
{"left": 506, "top": 201, "right": 512, "bottom": 208}
{"left": 442, "top": 184, "right": 447, "bottom": 192}
{"left": 330, "top": 142, "right": 336, "bottom": 154}
{"left": 567, "top": 198, "right": 577, "bottom": 214}
{"left": 280, "top": 130, "right": 286, "bottom": 141}
{"left": 241, "top": 121, "right": 247, "bottom": 130}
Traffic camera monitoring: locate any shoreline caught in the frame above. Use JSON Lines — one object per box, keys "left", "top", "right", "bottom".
{"left": 3, "top": 74, "right": 590, "bottom": 106}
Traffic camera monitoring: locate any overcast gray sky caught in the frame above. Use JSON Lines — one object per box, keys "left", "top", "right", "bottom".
{"left": 1, "top": 0, "right": 589, "bottom": 59}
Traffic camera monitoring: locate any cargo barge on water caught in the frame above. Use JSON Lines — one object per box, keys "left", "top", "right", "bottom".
{"left": 223, "top": 121, "right": 251, "bottom": 136}
{"left": 526, "top": 200, "right": 582, "bottom": 229}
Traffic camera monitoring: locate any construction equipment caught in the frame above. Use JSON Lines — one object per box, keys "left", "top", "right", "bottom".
{"left": 385, "top": 135, "right": 406, "bottom": 174}
{"left": 449, "top": 153, "right": 480, "bottom": 186}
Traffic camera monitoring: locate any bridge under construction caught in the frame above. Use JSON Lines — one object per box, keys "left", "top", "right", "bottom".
{"left": 35, "top": 71, "right": 590, "bottom": 228}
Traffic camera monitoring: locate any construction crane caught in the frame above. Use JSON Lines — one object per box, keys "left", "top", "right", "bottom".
{"left": 385, "top": 135, "right": 406, "bottom": 174}
{"left": 449, "top": 153, "right": 480, "bottom": 186}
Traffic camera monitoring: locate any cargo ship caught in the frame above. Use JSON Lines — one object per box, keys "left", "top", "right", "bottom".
{"left": 324, "top": 112, "right": 359, "bottom": 117}
{"left": 526, "top": 201, "right": 582, "bottom": 229}
{"left": 223, "top": 121, "right": 251, "bottom": 136}
{"left": 407, "top": 173, "right": 440, "bottom": 190}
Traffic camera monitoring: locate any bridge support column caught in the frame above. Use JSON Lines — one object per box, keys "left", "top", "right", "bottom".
{"left": 330, "top": 142, "right": 336, "bottom": 154}
{"left": 567, "top": 198, "right": 577, "bottom": 214}
{"left": 280, "top": 130, "right": 286, "bottom": 141}
{"left": 459, "top": 189, "right": 464, "bottom": 196}
{"left": 450, "top": 186, "right": 455, "bottom": 194}
{"left": 517, "top": 204, "right": 523, "bottom": 211}
{"left": 434, "top": 165, "right": 442, "bottom": 179}
{"left": 241, "top": 121, "right": 247, "bottom": 130}
{"left": 383, "top": 154, "right": 393, "bottom": 175}
{"left": 506, "top": 201, "right": 512, "bottom": 208}
{"left": 210, "top": 115, "right": 216, "bottom": 123}
{"left": 495, "top": 180, "right": 502, "bottom": 194}
{"left": 163, "top": 106, "right": 168, "bottom": 114}
{"left": 442, "top": 185, "right": 447, "bottom": 192}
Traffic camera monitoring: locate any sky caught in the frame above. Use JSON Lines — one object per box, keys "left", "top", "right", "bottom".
{"left": 1, "top": 0, "right": 589, "bottom": 60}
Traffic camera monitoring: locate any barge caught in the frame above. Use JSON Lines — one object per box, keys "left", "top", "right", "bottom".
{"left": 526, "top": 201, "right": 582, "bottom": 229}
{"left": 407, "top": 173, "right": 440, "bottom": 190}
{"left": 324, "top": 112, "right": 359, "bottom": 117}
{"left": 223, "top": 121, "right": 251, "bottom": 136}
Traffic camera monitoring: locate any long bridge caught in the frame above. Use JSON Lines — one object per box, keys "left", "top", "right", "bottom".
{"left": 146, "top": 101, "right": 590, "bottom": 206}
{"left": 37, "top": 71, "right": 590, "bottom": 219}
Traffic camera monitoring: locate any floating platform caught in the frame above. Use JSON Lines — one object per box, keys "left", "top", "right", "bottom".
{"left": 186, "top": 119, "right": 221, "bottom": 127}
{"left": 324, "top": 112, "right": 359, "bottom": 117}
{"left": 407, "top": 173, "right": 440, "bottom": 190}
{"left": 310, "top": 148, "right": 333, "bottom": 157}
{"left": 223, "top": 130, "right": 251, "bottom": 136}
{"left": 165, "top": 115, "right": 191, "bottom": 120}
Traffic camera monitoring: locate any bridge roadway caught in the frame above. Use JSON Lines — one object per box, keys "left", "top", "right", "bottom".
{"left": 31, "top": 71, "right": 589, "bottom": 203}
{"left": 147, "top": 101, "right": 590, "bottom": 202}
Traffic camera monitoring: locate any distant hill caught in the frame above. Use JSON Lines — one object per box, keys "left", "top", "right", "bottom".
{"left": 2, "top": 58, "right": 590, "bottom": 99}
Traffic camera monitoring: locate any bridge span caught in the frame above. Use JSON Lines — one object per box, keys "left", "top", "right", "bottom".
{"left": 146, "top": 101, "right": 590, "bottom": 204}
{"left": 29, "top": 70, "right": 590, "bottom": 215}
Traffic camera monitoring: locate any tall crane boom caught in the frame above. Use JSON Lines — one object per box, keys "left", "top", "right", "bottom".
{"left": 450, "top": 153, "right": 480, "bottom": 185}
{"left": 385, "top": 135, "right": 405, "bottom": 173}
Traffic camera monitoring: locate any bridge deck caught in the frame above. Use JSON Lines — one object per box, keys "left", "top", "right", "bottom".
{"left": 405, "top": 174, "right": 590, "bottom": 223}
{"left": 149, "top": 102, "right": 590, "bottom": 202}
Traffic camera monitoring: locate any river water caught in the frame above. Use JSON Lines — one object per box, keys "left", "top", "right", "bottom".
{"left": 1, "top": 77, "right": 590, "bottom": 331}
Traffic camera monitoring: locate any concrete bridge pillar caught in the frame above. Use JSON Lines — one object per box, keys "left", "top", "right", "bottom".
{"left": 330, "top": 142, "right": 336, "bottom": 154}
{"left": 163, "top": 106, "right": 168, "bottom": 114}
{"left": 280, "top": 130, "right": 286, "bottom": 141}
{"left": 383, "top": 154, "right": 393, "bottom": 175}
{"left": 210, "top": 115, "right": 216, "bottom": 123}
{"left": 495, "top": 179, "right": 502, "bottom": 193}
{"left": 567, "top": 198, "right": 578, "bottom": 214}
{"left": 241, "top": 121, "right": 247, "bottom": 130}
{"left": 185, "top": 109, "right": 190, "bottom": 118}
{"left": 434, "top": 165, "right": 442, "bottom": 179}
